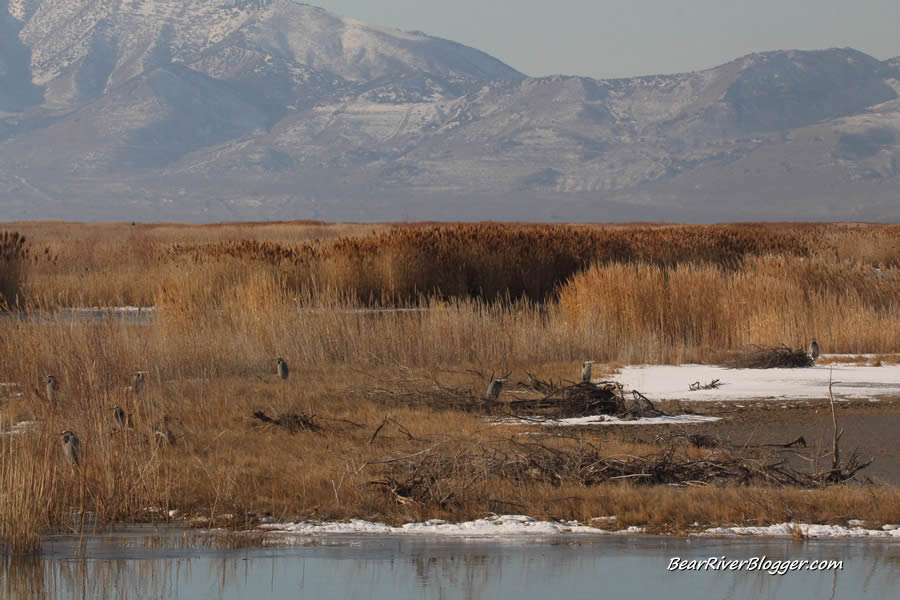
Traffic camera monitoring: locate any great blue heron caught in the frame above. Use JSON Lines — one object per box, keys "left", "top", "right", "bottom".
{"left": 46, "top": 375, "right": 59, "bottom": 404}
{"left": 112, "top": 406, "right": 131, "bottom": 429}
{"left": 809, "top": 338, "right": 820, "bottom": 362}
{"left": 60, "top": 430, "right": 80, "bottom": 466}
{"left": 131, "top": 372, "right": 145, "bottom": 394}
{"left": 486, "top": 377, "right": 506, "bottom": 401}
{"left": 152, "top": 416, "right": 176, "bottom": 446}
{"left": 276, "top": 357, "right": 289, "bottom": 380}
{"left": 581, "top": 360, "right": 594, "bottom": 383}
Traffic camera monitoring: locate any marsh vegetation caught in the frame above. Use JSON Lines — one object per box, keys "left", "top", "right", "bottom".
{"left": 1, "top": 221, "right": 898, "bottom": 553}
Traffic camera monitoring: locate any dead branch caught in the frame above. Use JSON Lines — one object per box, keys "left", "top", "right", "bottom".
{"left": 368, "top": 415, "right": 389, "bottom": 445}
{"left": 760, "top": 436, "right": 808, "bottom": 449}
{"left": 689, "top": 379, "right": 722, "bottom": 391}
{"left": 252, "top": 410, "right": 321, "bottom": 433}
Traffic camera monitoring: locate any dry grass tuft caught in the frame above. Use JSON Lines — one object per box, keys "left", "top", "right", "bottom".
{"left": 0, "top": 231, "right": 29, "bottom": 308}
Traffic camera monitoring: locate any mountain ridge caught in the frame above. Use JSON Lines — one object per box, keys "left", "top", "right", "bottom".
{"left": 1, "top": 1, "right": 899, "bottom": 222}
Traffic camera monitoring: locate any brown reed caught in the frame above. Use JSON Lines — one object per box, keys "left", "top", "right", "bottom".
{"left": 0, "top": 231, "right": 29, "bottom": 308}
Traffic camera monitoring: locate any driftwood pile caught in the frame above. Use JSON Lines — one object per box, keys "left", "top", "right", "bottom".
{"left": 510, "top": 377, "right": 623, "bottom": 418}
{"left": 365, "top": 366, "right": 872, "bottom": 508}
{"left": 367, "top": 370, "right": 673, "bottom": 422}
{"left": 723, "top": 344, "right": 813, "bottom": 369}
{"left": 511, "top": 376, "right": 680, "bottom": 422}
{"left": 368, "top": 436, "right": 873, "bottom": 509}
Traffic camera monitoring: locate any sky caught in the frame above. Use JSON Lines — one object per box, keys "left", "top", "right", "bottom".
{"left": 308, "top": 0, "right": 900, "bottom": 78}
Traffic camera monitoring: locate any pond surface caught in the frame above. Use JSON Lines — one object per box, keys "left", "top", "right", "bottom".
{"left": 2, "top": 527, "right": 898, "bottom": 599}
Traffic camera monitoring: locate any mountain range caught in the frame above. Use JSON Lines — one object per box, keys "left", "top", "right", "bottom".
{"left": 1, "top": 0, "right": 899, "bottom": 222}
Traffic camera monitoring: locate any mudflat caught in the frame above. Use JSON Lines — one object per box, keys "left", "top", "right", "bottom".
{"left": 612, "top": 398, "right": 900, "bottom": 485}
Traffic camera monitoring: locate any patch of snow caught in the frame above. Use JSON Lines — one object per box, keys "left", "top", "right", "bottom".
{"left": 702, "top": 523, "right": 900, "bottom": 538}
{"left": 1, "top": 421, "right": 39, "bottom": 436}
{"left": 496, "top": 415, "right": 720, "bottom": 426}
{"left": 0, "top": 382, "right": 23, "bottom": 402}
{"left": 615, "top": 364, "right": 900, "bottom": 402}
{"left": 143, "top": 506, "right": 180, "bottom": 518}
{"left": 263, "top": 519, "right": 395, "bottom": 535}
{"left": 621, "top": 525, "right": 646, "bottom": 534}
{"left": 400, "top": 515, "right": 599, "bottom": 536}
{"left": 261, "top": 515, "right": 610, "bottom": 538}
{"left": 68, "top": 306, "right": 155, "bottom": 313}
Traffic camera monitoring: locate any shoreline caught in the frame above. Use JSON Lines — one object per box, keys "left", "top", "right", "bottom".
{"left": 255, "top": 514, "right": 900, "bottom": 541}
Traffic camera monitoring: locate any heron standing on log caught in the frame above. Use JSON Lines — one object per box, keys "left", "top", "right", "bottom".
{"left": 276, "top": 357, "right": 289, "bottom": 380}
{"left": 486, "top": 377, "right": 506, "bottom": 400}
{"left": 581, "top": 360, "right": 594, "bottom": 383}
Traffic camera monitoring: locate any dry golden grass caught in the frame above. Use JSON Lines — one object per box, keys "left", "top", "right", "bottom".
{"left": 9, "top": 221, "right": 898, "bottom": 308}
{"left": 1, "top": 221, "right": 899, "bottom": 552}
{"left": 557, "top": 256, "right": 900, "bottom": 361}
{"left": 0, "top": 428, "right": 54, "bottom": 554}
{"left": 4, "top": 364, "right": 898, "bottom": 546}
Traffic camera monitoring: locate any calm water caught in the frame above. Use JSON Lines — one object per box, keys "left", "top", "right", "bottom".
{"left": 2, "top": 527, "right": 898, "bottom": 599}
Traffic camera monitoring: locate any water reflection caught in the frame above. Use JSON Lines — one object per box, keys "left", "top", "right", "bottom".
{"left": 2, "top": 530, "right": 899, "bottom": 599}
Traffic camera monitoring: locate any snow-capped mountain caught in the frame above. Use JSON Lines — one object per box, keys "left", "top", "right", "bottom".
{"left": 1, "top": 0, "right": 899, "bottom": 222}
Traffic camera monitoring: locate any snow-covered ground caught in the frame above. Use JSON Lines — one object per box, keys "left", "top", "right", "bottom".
{"left": 703, "top": 523, "right": 900, "bottom": 539}
{"left": 68, "top": 306, "right": 155, "bottom": 313}
{"left": 260, "top": 515, "right": 641, "bottom": 539}
{"left": 259, "top": 515, "right": 900, "bottom": 540}
{"left": 497, "top": 415, "right": 720, "bottom": 426}
{"left": 614, "top": 363, "right": 900, "bottom": 402}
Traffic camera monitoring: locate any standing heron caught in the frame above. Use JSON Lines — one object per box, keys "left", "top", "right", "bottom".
{"left": 486, "top": 377, "right": 506, "bottom": 401}
{"left": 581, "top": 360, "right": 594, "bottom": 383}
{"left": 60, "top": 430, "right": 80, "bottom": 466}
{"left": 131, "top": 372, "right": 145, "bottom": 394}
{"left": 808, "top": 338, "right": 820, "bottom": 362}
{"left": 46, "top": 375, "right": 60, "bottom": 404}
{"left": 276, "top": 357, "right": 289, "bottom": 380}
{"left": 152, "top": 415, "right": 176, "bottom": 446}
{"left": 112, "top": 406, "right": 132, "bottom": 430}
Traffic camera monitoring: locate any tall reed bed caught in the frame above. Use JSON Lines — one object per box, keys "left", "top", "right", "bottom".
{"left": 557, "top": 256, "right": 899, "bottom": 361}
{"left": 3, "top": 223, "right": 897, "bottom": 368}
{"left": 0, "top": 231, "right": 29, "bottom": 308}
{"left": 0, "top": 428, "right": 54, "bottom": 554}
{"left": 21, "top": 222, "right": 898, "bottom": 307}
{"left": 160, "top": 223, "right": 825, "bottom": 303}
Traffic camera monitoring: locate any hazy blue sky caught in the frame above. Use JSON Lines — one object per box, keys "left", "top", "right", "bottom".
{"left": 309, "top": 0, "right": 900, "bottom": 78}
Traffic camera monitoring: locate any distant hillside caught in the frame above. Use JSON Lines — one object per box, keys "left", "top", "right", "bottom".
{"left": 1, "top": 1, "right": 899, "bottom": 222}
